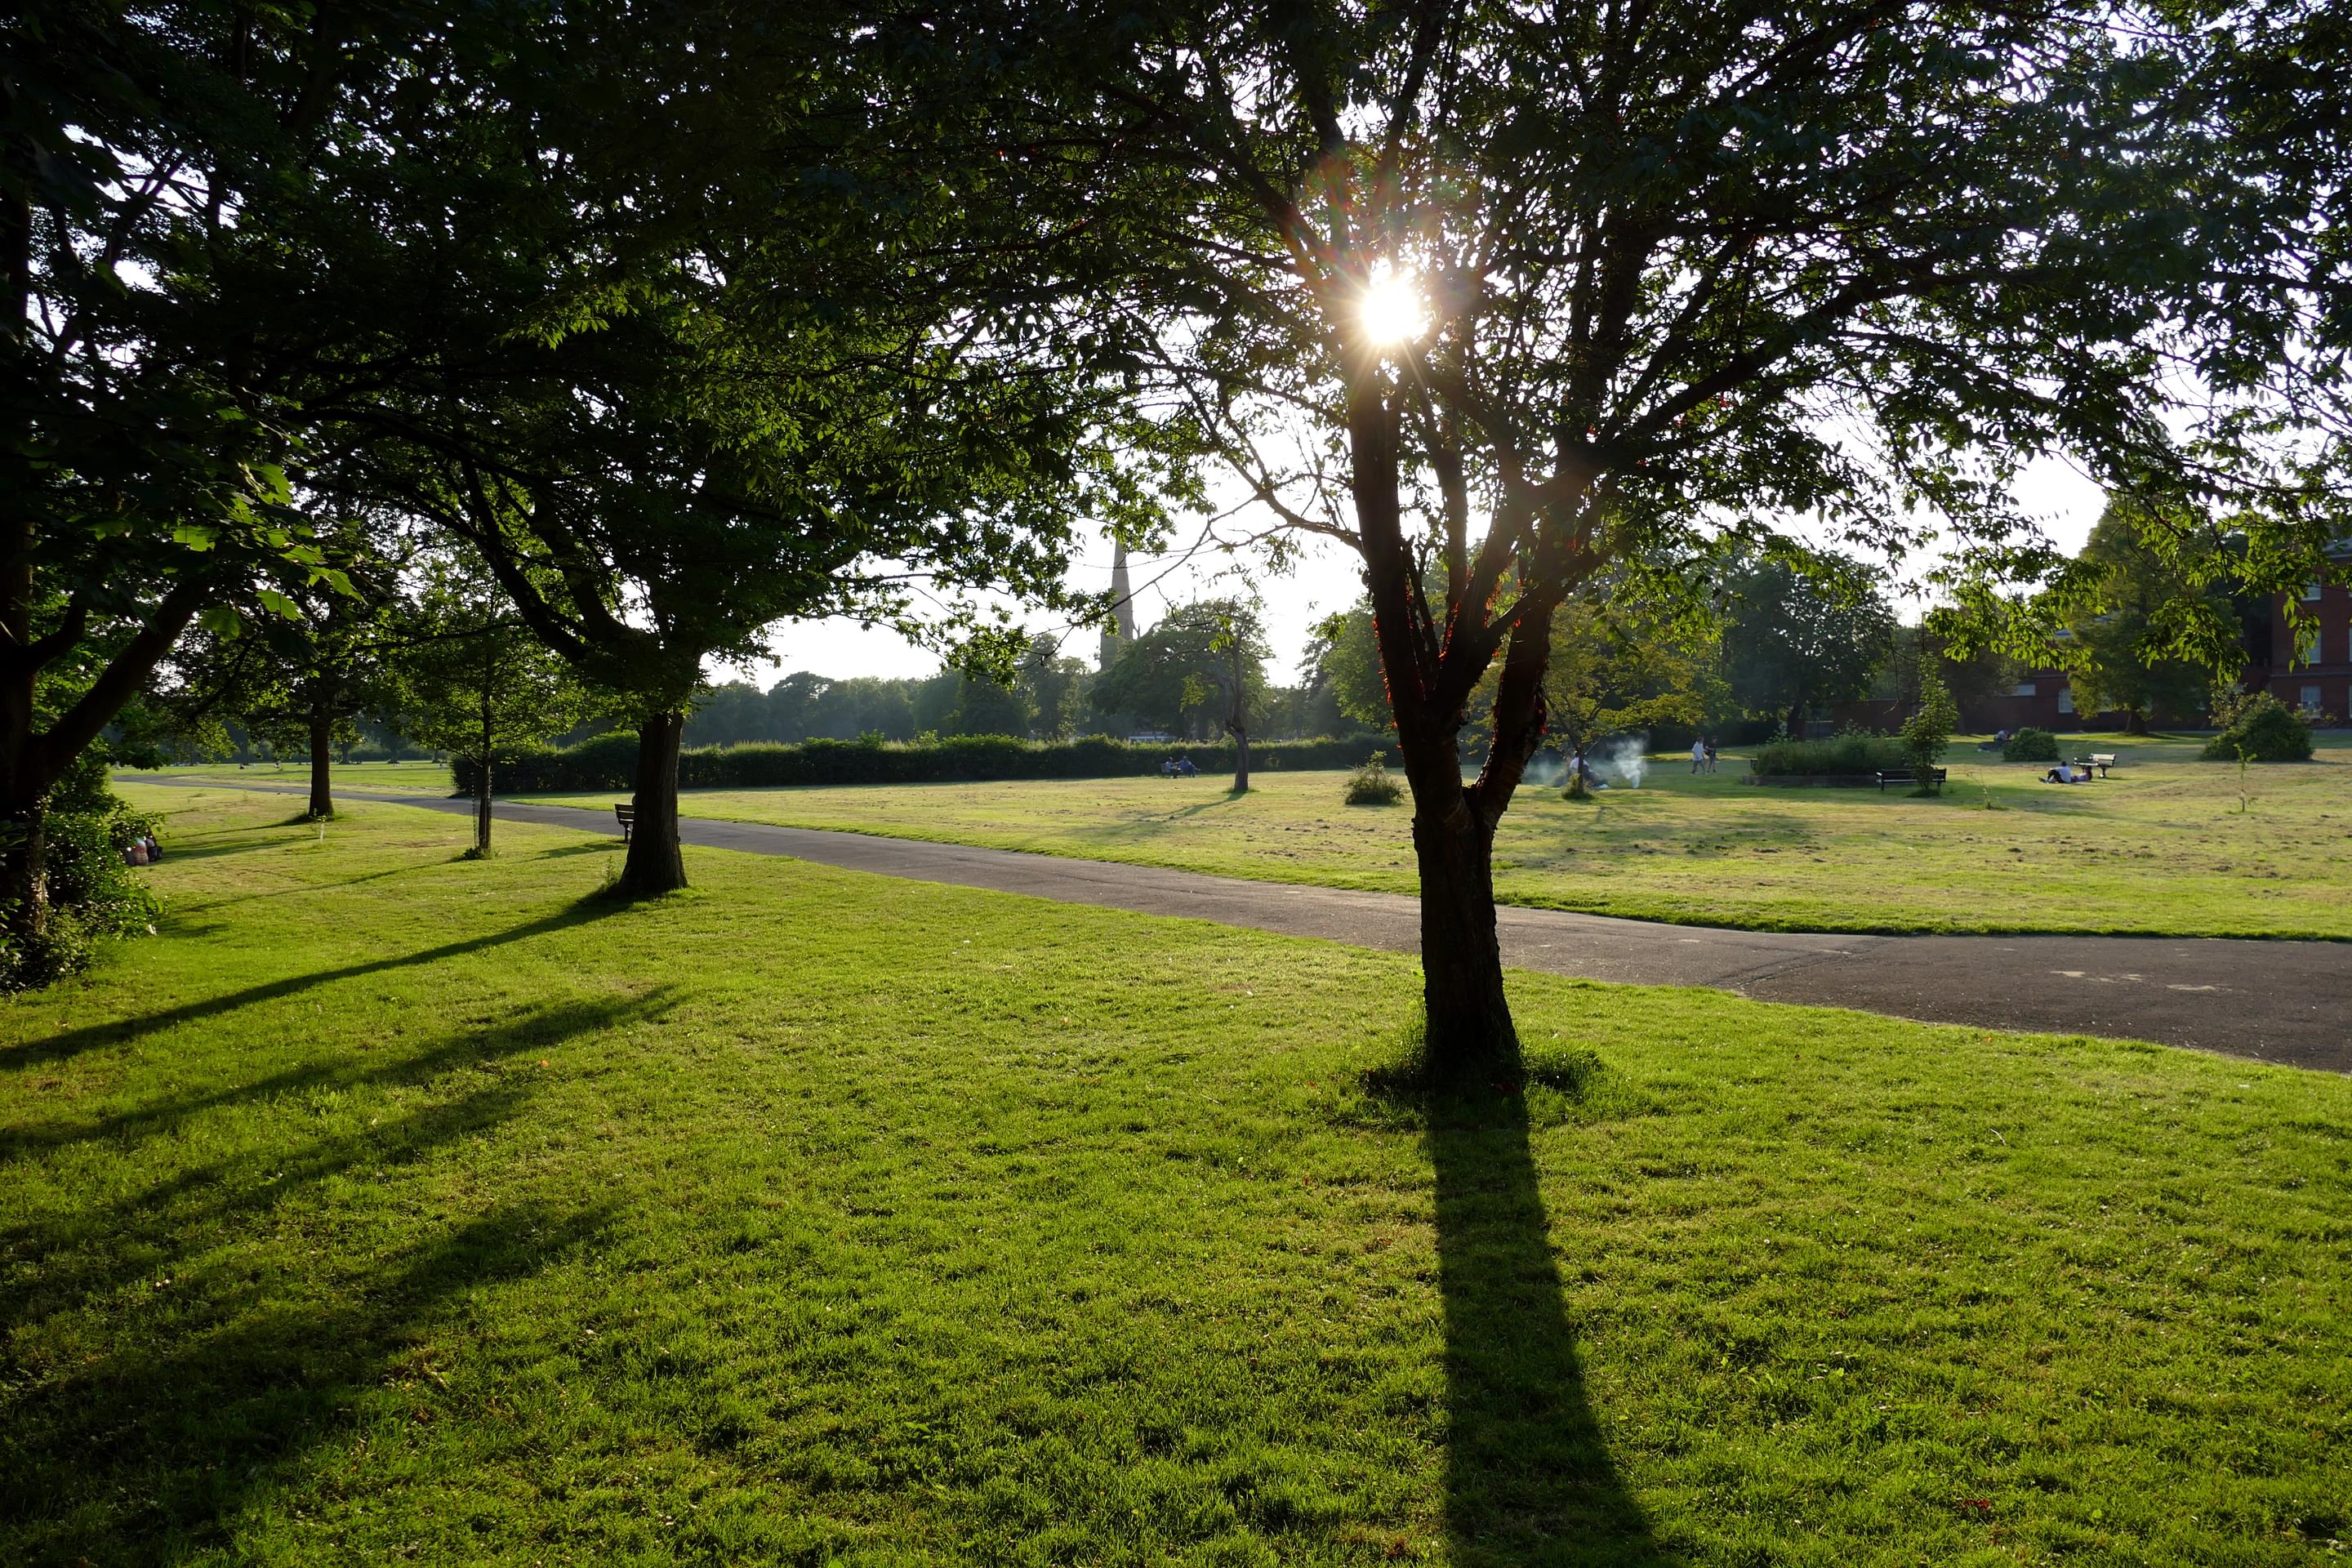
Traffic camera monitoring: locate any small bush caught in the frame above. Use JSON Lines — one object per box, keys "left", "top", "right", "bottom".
{"left": 2002, "top": 728, "right": 2060, "bottom": 762}
{"left": 1343, "top": 755, "right": 1404, "bottom": 805}
{"left": 0, "top": 751, "right": 163, "bottom": 992}
{"left": 2202, "top": 693, "right": 2313, "bottom": 762}
{"left": 1746, "top": 731, "right": 1910, "bottom": 777}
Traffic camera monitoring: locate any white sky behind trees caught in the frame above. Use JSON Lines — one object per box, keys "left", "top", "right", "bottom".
{"left": 761, "top": 456, "right": 2109, "bottom": 688}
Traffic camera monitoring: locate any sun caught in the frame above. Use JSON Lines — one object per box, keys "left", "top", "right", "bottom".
{"left": 1357, "top": 265, "right": 1428, "bottom": 346}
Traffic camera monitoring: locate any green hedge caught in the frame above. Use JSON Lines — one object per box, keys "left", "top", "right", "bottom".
{"left": 1745, "top": 733, "right": 1911, "bottom": 777}
{"left": 454, "top": 733, "right": 1404, "bottom": 795}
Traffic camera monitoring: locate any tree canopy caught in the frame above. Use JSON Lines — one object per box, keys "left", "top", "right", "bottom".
{"left": 934, "top": 0, "right": 2351, "bottom": 1071}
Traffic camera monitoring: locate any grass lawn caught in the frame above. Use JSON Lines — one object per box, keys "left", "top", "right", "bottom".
{"left": 134, "top": 760, "right": 457, "bottom": 795}
{"left": 2, "top": 787, "right": 2346, "bottom": 1565}
{"left": 527, "top": 731, "right": 2352, "bottom": 940}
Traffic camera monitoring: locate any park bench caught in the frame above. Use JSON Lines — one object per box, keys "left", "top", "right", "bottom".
{"left": 1874, "top": 767, "right": 1947, "bottom": 792}
{"left": 614, "top": 804, "right": 635, "bottom": 843}
{"left": 2069, "top": 753, "right": 2118, "bottom": 777}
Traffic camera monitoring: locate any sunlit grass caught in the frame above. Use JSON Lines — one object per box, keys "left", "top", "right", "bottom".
{"left": 528, "top": 732, "right": 2352, "bottom": 939}
{"left": 2, "top": 790, "right": 2345, "bottom": 1564}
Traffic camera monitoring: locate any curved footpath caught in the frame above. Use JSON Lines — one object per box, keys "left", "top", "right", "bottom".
{"left": 141, "top": 781, "right": 2348, "bottom": 1072}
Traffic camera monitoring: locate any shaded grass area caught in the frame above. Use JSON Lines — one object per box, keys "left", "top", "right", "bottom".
{"left": 528, "top": 732, "right": 2352, "bottom": 938}
{"left": 0, "top": 790, "right": 2345, "bottom": 1564}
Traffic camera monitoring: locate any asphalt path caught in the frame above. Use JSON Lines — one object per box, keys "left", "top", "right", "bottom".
{"left": 141, "top": 779, "right": 2349, "bottom": 1071}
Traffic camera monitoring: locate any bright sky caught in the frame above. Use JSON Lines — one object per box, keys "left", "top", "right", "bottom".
{"left": 760, "top": 454, "right": 2110, "bottom": 688}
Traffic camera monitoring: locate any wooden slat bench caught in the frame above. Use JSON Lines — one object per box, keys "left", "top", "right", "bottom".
{"left": 1875, "top": 767, "right": 1948, "bottom": 792}
{"left": 614, "top": 804, "right": 635, "bottom": 843}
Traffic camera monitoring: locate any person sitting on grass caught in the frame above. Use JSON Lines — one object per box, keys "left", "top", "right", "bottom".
{"left": 2042, "top": 763, "right": 2091, "bottom": 784}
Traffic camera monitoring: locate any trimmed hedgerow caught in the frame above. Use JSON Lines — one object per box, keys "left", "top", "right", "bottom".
{"left": 455, "top": 733, "right": 1403, "bottom": 795}
{"left": 1745, "top": 732, "right": 1912, "bottom": 778}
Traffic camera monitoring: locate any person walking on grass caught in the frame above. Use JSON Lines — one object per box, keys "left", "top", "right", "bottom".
{"left": 1691, "top": 737, "right": 1706, "bottom": 774}
{"left": 1704, "top": 737, "right": 1719, "bottom": 774}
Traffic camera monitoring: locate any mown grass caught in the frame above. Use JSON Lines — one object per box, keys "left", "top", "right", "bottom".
{"left": 529, "top": 731, "right": 2352, "bottom": 939}
{"left": 2, "top": 788, "right": 2345, "bottom": 1565}
{"left": 140, "top": 760, "right": 454, "bottom": 795}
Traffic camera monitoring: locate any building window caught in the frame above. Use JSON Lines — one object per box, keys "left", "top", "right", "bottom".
{"left": 2305, "top": 581, "right": 2325, "bottom": 602}
{"left": 2056, "top": 688, "right": 2075, "bottom": 715}
{"left": 2301, "top": 684, "right": 2323, "bottom": 712}
{"left": 2009, "top": 679, "right": 2036, "bottom": 697}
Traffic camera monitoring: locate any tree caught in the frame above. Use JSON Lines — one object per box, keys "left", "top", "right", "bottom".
{"left": 1899, "top": 670, "right": 1961, "bottom": 794}
{"left": 947, "top": 673, "right": 1030, "bottom": 737}
{"left": 2050, "top": 503, "right": 2239, "bottom": 733}
{"left": 1537, "top": 586, "right": 1725, "bottom": 768}
{"left": 1017, "top": 636, "right": 1093, "bottom": 739}
{"left": 684, "top": 681, "right": 777, "bottom": 749}
{"left": 1197, "top": 602, "right": 1271, "bottom": 791}
{"left": 1093, "top": 600, "right": 1269, "bottom": 741}
{"left": 391, "top": 561, "right": 590, "bottom": 858}
{"left": 1308, "top": 605, "right": 1393, "bottom": 733}
{"left": 3, "top": 0, "right": 388, "bottom": 945}
{"left": 951, "top": 0, "right": 2345, "bottom": 1075}
{"left": 144, "top": 514, "right": 401, "bottom": 822}
{"left": 1721, "top": 555, "right": 1896, "bottom": 737}
{"left": 306, "top": 2, "right": 1160, "bottom": 898}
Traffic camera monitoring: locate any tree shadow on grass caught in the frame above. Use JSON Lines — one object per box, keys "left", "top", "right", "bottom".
{"left": 6, "top": 893, "right": 630, "bottom": 1067}
{"left": 0, "top": 1195, "right": 614, "bottom": 1563}
{"left": 1419, "top": 1087, "right": 1676, "bottom": 1566}
{"left": 2, "top": 991, "right": 672, "bottom": 1337}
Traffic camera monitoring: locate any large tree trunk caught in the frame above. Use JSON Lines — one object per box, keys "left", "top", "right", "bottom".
{"left": 617, "top": 710, "right": 686, "bottom": 896}
{"left": 1414, "top": 799, "right": 1515, "bottom": 1076}
{"left": 306, "top": 702, "right": 334, "bottom": 818}
{"left": 1229, "top": 724, "right": 1250, "bottom": 792}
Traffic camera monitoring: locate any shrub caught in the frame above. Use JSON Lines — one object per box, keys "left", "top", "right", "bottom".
{"left": 1745, "top": 731, "right": 1910, "bottom": 777}
{"left": 2201, "top": 693, "right": 2313, "bottom": 762}
{"left": 0, "top": 751, "right": 162, "bottom": 992}
{"left": 2002, "top": 728, "right": 2060, "bottom": 762}
{"left": 1343, "top": 755, "right": 1404, "bottom": 805}
{"left": 453, "top": 733, "right": 1405, "bottom": 795}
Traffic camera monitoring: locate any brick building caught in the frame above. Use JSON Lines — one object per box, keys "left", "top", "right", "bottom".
{"left": 1968, "top": 564, "right": 2351, "bottom": 732}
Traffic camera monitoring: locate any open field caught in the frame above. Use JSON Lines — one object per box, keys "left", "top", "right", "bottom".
{"left": 527, "top": 732, "right": 2352, "bottom": 940}
{"left": 3, "top": 788, "right": 2346, "bottom": 1563}
{"left": 142, "top": 759, "right": 454, "bottom": 794}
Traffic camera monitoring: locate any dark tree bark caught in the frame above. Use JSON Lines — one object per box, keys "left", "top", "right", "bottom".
{"left": 617, "top": 710, "right": 686, "bottom": 896}
{"left": 1226, "top": 633, "right": 1251, "bottom": 793}
{"left": 306, "top": 700, "right": 334, "bottom": 818}
{"left": 473, "top": 684, "right": 495, "bottom": 858}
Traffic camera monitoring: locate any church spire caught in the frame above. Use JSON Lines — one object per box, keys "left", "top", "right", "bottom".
{"left": 1099, "top": 537, "right": 1135, "bottom": 671}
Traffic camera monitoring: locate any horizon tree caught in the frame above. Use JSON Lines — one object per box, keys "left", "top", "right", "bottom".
{"left": 2050, "top": 503, "right": 2241, "bottom": 732}
{"left": 1721, "top": 553, "right": 1897, "bottom": 737}
{"left": 933, "top": 0, "right": 2349, "bottom": 1073}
